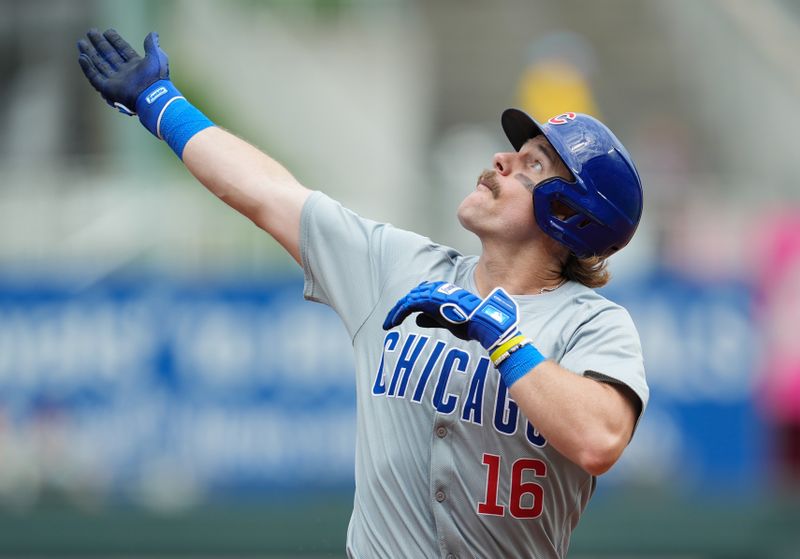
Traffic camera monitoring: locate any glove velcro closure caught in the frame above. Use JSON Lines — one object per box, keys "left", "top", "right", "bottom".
{"left": 467, "top": 287, "right": 520, "bottom": 350}
{"left": 134, "top": 79, "right": 214, "bottom": 159}
{"left": 135, "top": 79, "right": 183, "bottom": 137}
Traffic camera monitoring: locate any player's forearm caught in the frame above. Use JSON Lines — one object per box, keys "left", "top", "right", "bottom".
{"left": 181, "top": 126, "right": 311, "bottom": 262}
{"left": 508, "top": 361, "right": 636, "bottom": 476}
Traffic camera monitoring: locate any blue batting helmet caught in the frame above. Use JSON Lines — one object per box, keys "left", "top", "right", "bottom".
{"left": 501, "top": 109, "right": 643, "bottom": 258}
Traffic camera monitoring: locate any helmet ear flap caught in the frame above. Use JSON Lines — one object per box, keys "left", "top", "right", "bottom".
{"left": 559, "top": 204, "right": 599, "bottom": 231}
{"left": 533, "top": 178, "right": 572, "bottom": 234}
{"left": 533, "top": 178, "right": 601, "bottom": 258}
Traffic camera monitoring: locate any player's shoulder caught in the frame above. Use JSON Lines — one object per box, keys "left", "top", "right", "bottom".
{"left": 307, "top": 190, "right": 464, "bottom": 262}
{"left": 566, "top": 281, "right": 619, "bottom": 306}
{"left": 557, "top": 281, "right": 637, "bottom": 327}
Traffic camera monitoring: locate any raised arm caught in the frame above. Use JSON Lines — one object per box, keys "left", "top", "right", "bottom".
{"left": 77, "top": 28, "right": 310, "bottom": 264}
{"left": 180, "top": 127, "right": 311, "bottom": 263}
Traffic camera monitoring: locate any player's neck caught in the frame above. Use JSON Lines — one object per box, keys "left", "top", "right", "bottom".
{"left": 474, "top": 239, "right": 565, "bottom": 298}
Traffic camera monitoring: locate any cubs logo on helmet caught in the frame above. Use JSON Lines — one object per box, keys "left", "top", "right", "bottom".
{"left": 547, "top": 112, "right": 576, "bottom": 125}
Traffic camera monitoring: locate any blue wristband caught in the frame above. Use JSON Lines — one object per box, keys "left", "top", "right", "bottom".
{"left": 497, "top": 344, "right": 546, "bottom": 387}
{"left": 134, "top": 80, "right": 214, "bottom": 159}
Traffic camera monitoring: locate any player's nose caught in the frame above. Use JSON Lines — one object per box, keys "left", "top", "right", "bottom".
{"left": 492, "top": 152, "right": 516, "bottom": 176}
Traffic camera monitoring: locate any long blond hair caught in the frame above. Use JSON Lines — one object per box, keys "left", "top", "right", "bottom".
{"left": 562, "top": 254, "right": 610, "bottom": 288}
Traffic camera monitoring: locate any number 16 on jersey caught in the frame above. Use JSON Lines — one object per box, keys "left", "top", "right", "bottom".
{"left": 477, "top": 453, "right": 547, "bottom": 519}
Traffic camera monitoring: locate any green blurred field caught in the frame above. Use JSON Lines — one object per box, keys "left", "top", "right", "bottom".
{"left": 1, "top": 492, "right": 798, "bottom": 558}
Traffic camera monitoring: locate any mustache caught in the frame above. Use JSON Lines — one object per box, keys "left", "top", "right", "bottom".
{"left": 477, "top": 170, "right": 500, "bottom": 197}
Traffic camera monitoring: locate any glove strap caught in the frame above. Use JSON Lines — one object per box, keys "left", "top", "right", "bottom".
{"left": 468, "top": 287, "right": 520, "bottom": 350}
{"left": 135, "top": 80, "right": 214, "bottom": 159}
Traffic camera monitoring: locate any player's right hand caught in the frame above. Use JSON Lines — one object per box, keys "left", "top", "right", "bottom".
{"left": 77, "top": 29, "right": 169, "bottom": 116}
{"left": 382, "top": 281, "right": 520, "bottom": 352}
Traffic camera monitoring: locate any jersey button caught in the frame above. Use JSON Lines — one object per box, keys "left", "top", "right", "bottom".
{"left": 435, "top": 490, "right": 446, "bottom": 502}
{"left": 436, "top": 426, "right": 447, "bottom": 438}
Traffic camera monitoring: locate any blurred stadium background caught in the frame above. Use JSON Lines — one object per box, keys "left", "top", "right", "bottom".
{"left": 1, "top": 0, "right": 800, "bottom": 557}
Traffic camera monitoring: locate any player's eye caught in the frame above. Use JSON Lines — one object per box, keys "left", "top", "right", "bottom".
{"left": 529, "top": 161, "right": 543, "bottom": 173}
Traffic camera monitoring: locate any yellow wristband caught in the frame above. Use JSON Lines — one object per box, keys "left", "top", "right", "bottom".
{"left": 490, "top": 334, "right": 527, "bottom": 364}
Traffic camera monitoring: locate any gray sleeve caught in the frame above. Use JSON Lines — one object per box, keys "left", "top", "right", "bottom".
{"left": 559, "top": 305, "right": 649, "bottom": 414}
{"left": 300, "top": 192, "right": 437, "bottom": 338}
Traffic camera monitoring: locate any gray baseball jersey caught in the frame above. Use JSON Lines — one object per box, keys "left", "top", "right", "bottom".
{"left": 300, "top": 192, "right": 648, "bottom": 559}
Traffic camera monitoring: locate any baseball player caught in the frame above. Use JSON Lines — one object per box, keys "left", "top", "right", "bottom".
{"left": 77, "top": 29, "right": 647, "bottom": 558}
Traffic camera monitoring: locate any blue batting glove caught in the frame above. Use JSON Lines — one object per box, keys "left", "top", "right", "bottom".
{"left": 383, "top": 281, "right": 547, "bottom": 387}
{"left": 383, "top": 281, "right": 518, "bottom": 350}
{"left": 77, "top": 29, "right": 169, "bottom": 121}
{"left": 77, "top": 28, "right": 214, "bottom": 158}
{"left": 382, "top": 281, "right": 480, "bottom": 341}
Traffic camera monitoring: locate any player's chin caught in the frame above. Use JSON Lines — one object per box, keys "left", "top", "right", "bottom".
{"left": 456, "top": 199, "right": 485, "bottom": 234}
{"left": 458, "top": 190, "right": 487, "bottom": 212}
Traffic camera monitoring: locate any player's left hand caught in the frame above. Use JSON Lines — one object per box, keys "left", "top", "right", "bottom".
{"left": 77, "top": 28, "right": 169, "bottom": 115}
{"left": 382, "top": 281, "right": 520, "bottom": 351}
